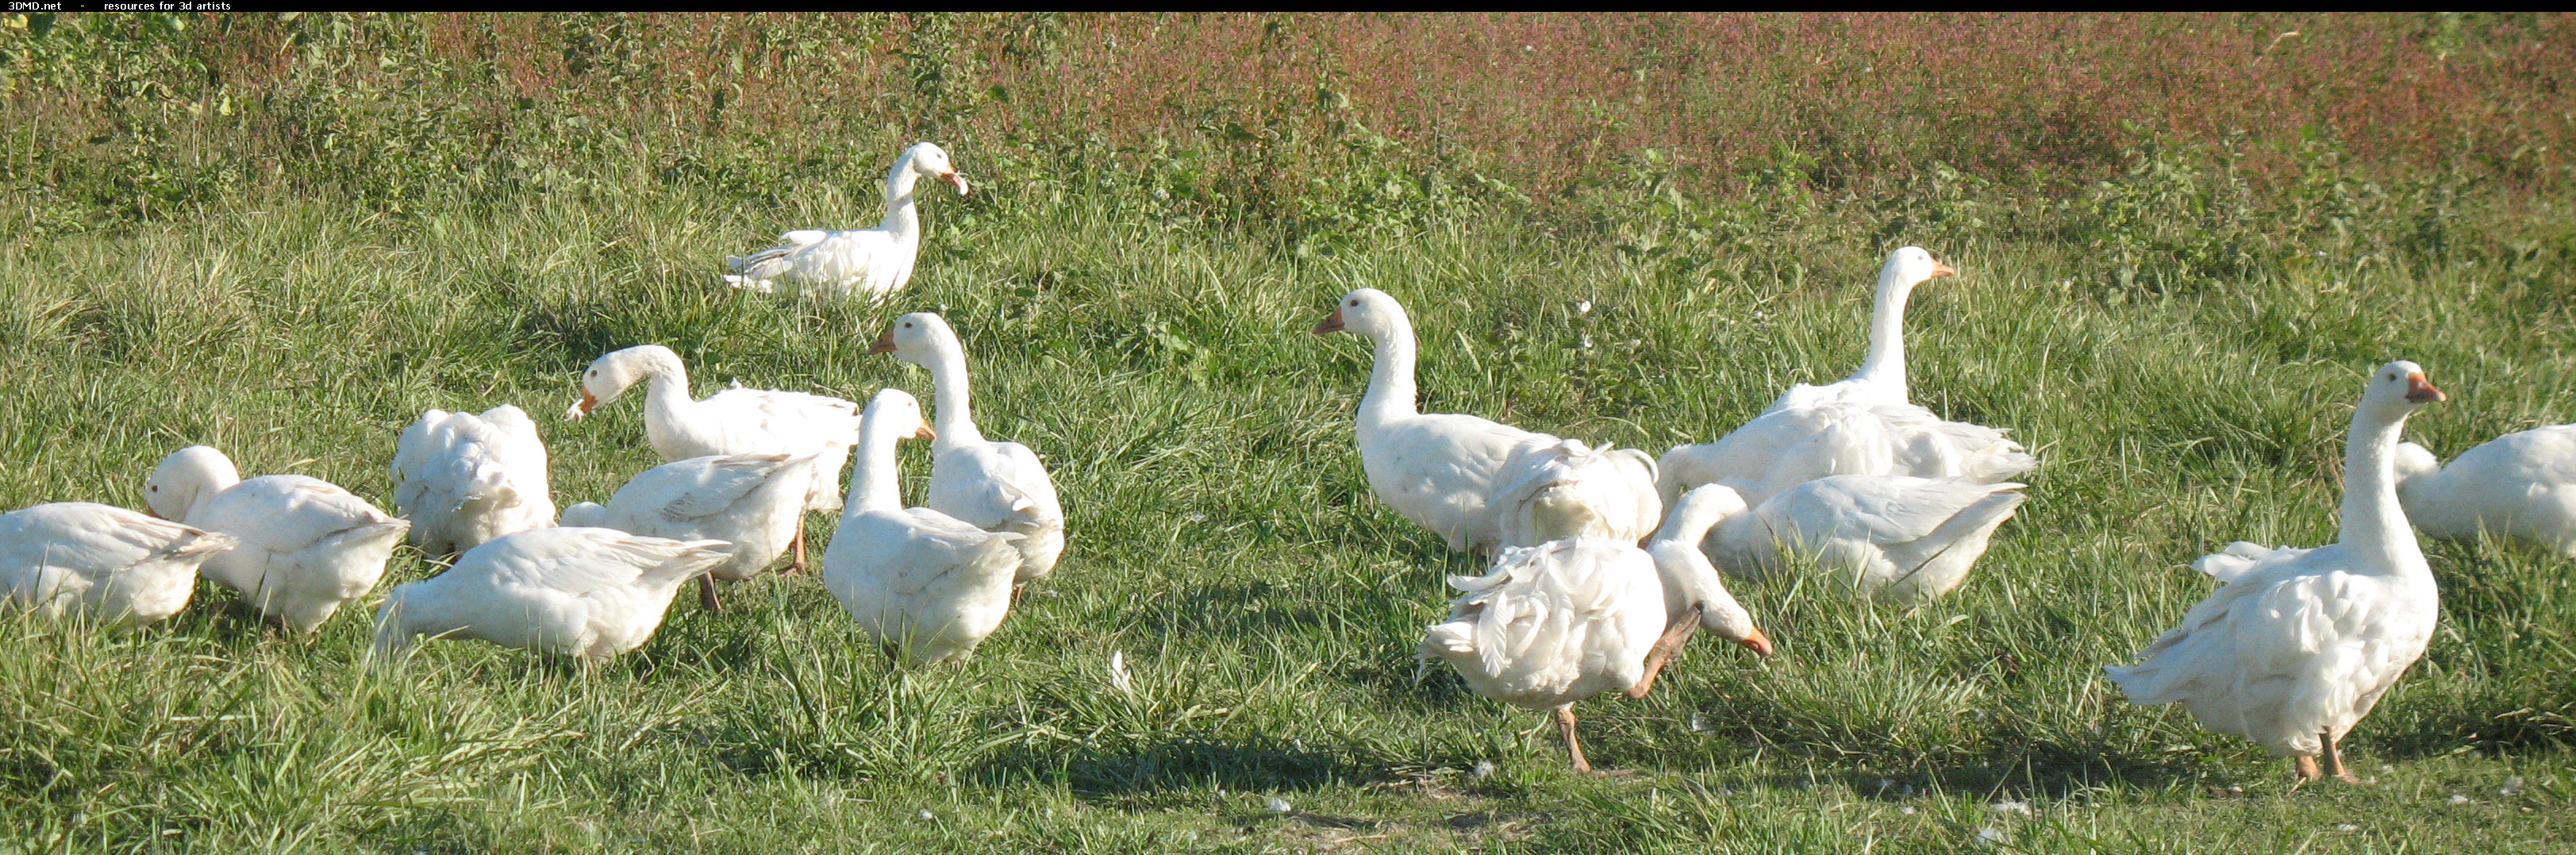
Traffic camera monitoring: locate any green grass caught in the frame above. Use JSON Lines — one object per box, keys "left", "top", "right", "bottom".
{"left": 2, "top": 170, "right": 2574, "bottom": 853}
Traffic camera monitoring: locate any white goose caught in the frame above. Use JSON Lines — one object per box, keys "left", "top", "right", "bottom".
{"left": 566, "top": 344, "right": 859, "bottom": 570}
{"left": 1419, "top": 537, "right": 1665, "bottom": 773}
{"left": 394, "top": 405, "right": 556, "bottom": 556}
{"left": 0, "top": 503, "right": 232, "bottom": 626}
{"left": 559, "top": 453, "right": 818, "bottom": 613}
{"left": 871, "top": 312, "right": 1066, "bottom": 586}
{"left": 1694, "top": 475, "right": 2026, "bottom": 604}
{"left": 1314, "top": 288, "right": 1660, "bottom": 554}
{"left": 371, "top": 527, "right": 735, "bottom": 662}
{"left": 2395, "top": 425, "right": 2576, "bottom": 556}
{"left": 1656, "top": 248, "right": 2032, "bottom": 507}
{"left": 2107, "top": 360, "right": 2447, "bottom": 782}
{"left": 146, "top": 446, "right": 410, "bottom": 632}
{"left": 821, "top": 389, "right": 1025, "bottom": 664}
{"left": 723, "top": 141, "right": 969, "bottom": 300}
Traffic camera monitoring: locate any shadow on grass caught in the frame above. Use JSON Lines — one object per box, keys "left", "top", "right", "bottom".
{"left": 974, "top": 733, "right": 1387, "bottom": 796}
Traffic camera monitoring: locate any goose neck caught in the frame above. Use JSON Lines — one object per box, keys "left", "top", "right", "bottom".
{"left": 846, "top": 422, "right": 909, "bottom": 514}
{"left": 1846, "top": 270, "right": 1915, "bottom": 397}
{"left": 1356, "top": 318, "right": 1420, "bottom": 431}
{"left": 2340, "top": 409, "right": 2425, "bottom": 575}
{"left": 640, "top": 359, "right": 699, "bottom": 446}
{"left": 877, "top": 155, "right": 925, "bottom": 239}
{"left": 924, "top": 344, "right": 984, "bottom": 450}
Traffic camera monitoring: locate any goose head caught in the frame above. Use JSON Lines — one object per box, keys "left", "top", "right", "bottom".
{"left": 904, "top": 142, "right": 970, "bottom": 195}
{"left": 2358, "top": 360, "right": 2446, "bottom": 425}
{"left": 863, "top": 387, "right": 940, "bottom": 443}
{"left": 869, "top": 312, "right": 960, "bottom": 368}
{"left": 566, "top": 345, "right": 683, "bottom": 421}
{"left": 1654, "top": 484, "right": 1772, "bottom": 656}
{"left": 1879, "top": 246, "right": 1958, "bottom": 291}
{"left": 146, "top": 445, "right": 242, "bottom": 523}
{"left": 1312, "top": 288, "right": 1408, "bottom": 340}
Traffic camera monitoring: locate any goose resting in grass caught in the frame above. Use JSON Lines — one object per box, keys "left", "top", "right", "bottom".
{"left": 1420, "top": 537, "right": 1665, "bottom": 773}
{"left": 393, "top": 405, "right": 556, "bottom": 556}
{"left": 822, "top": 389, "right": 1025, "bottom": 665}
{"left": 567, "top": 344, "right": 859, "bottom": 571}
{"left": 724, "top": 141, "right": 968, "bottom": 300}
{"left": 2395, "top": 425, "right": 2576, "bottom": 557}
{"left": 0, "top": 503, "right": 232, "bottom": 626}
{"left": 1657, "top": 247, "right": 2032, "bottom": 508}
{"left": 559, "top": 453, "right": 818, "bottom": 613}
{"left": 371, "top": 527, "right": 735, "bottom": 662}
{"left": 2107, "top": 360, "right": 2447, "bottom": 782}
{"left": 1315, "top": 288, "right": 1659, "bottom": 554}
{"left": 147, "top": 445, "right": 409, "bottom": 632}
{"left": 1694, "top": 475, "right": 2026, "bottom": 604}
{"left": 873, "top": 312, "right": 1065, "bottom": 587}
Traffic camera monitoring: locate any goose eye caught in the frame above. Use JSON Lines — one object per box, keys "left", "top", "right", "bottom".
{"left": 148, "top": 485, "right": 157, "bottom": 492}
{"left": 1348, "top": 299, "right": 1359, "bottom": 306}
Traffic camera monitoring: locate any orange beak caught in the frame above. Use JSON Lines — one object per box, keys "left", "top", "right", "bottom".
{"left": 943, "top": 171, "right": 970, "bottom": 195}
{"left": 913, "top": 425, "right": 939, "bottom": 441}
{"left": 1930, "top": 260, "right": 1959, "bottom": 279}
{"left": 2405, "top": 372, "right": 2446, "bottom": 403}
{"left": 869, "top": 332, "right": 897, "bottom": 354}
{"left": 565, "top": 391, "right": 599, "bottom": 421}
{"left": 1311, "top": 306, "right": 1345, "bottom": 335}
{"left": 1737, "top": 626, "right": 1774, "bottom": 657}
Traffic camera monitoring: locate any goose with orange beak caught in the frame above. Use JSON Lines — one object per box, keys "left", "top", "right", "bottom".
{"left": 724, "top": 141, "right": 969, "bottom": 300}
{"left": 1656, "top": 247, "right": 2034, "bottom": 514}
{"left": 2109, "top": 360, "right": 2447, "bottom": 783}
{"left": 820, "top": 388, "right": 1026, "bottom": 665}
{"left": 1313, "top": 288, "right": 1659, "bottom": 557}
{"left": 566, "top": 345, "right": 859, "bottom": 572}
{"left": 870, "top": 312, "right": 1065, "bottom": 591}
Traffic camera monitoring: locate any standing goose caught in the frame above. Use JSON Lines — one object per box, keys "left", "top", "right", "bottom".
{"left": 724, "top": 141, "right": 969, "bottom": 300}
{"left": 566, "top": 344, "right": 859, "bottom": 571}
{"left": 559, "top": 453, "right": 818, "bottom": 613}
{"left": 2107, "top": 360, "right": 2447, "bottom": 782}
{"left": 147, "top": 445, "right": 410, "bottom": 632}
{"left": 0, "top": 503, "right": 232, "bottom": 626}
{"left": 371, "top": 527, "right": 735, "bottom": 662}
{"left": 2394, "top": 425, "right": 2576, "bottom": 556}
{"left": 871, "top": 312, "right": 1065, "bottom": 586}
{"left": 1419, "top": 537, "right": 1666, "bottom": 773}
{"left": 1694, "top": 476, "right": 2027, "bottom": 604}
{"left": 393, "top": 405, "right": 556, "bottom": 556}
{"left": 821, "top": 389, "right": 1025, "bottom": 664}
{"left": 1314, "top": 288, "right": 1659, "bottom": 554}
{"left": 1657, "top": 248, "right": 2032, "bottom": 508}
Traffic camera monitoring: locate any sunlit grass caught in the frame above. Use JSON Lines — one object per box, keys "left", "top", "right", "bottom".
{"left": 0, "top": 175, "right": 2570, "bottom": 853}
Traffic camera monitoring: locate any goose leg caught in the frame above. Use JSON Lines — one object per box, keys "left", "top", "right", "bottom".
{"left": 2322, "top": 730, "right": 2360, "bottom": 783}
{"left": 782, "top": 519, "right": 807, "bottom": 575}
{"left": 1555, "top": 706, "right": 1594, "bottom": 775}
{"left": 698, "top": 575, "right": 723, "bottom": 614}
{"left": 2293, "top": 755, "right": 2322, "bottom": 780}
{"left": 1626, "top": 606, "right": 1703, "bottom": 699}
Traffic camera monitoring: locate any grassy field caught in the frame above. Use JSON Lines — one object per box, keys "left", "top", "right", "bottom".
{"left": 6, "top": 12, "right": 2576, "bottom": 854}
